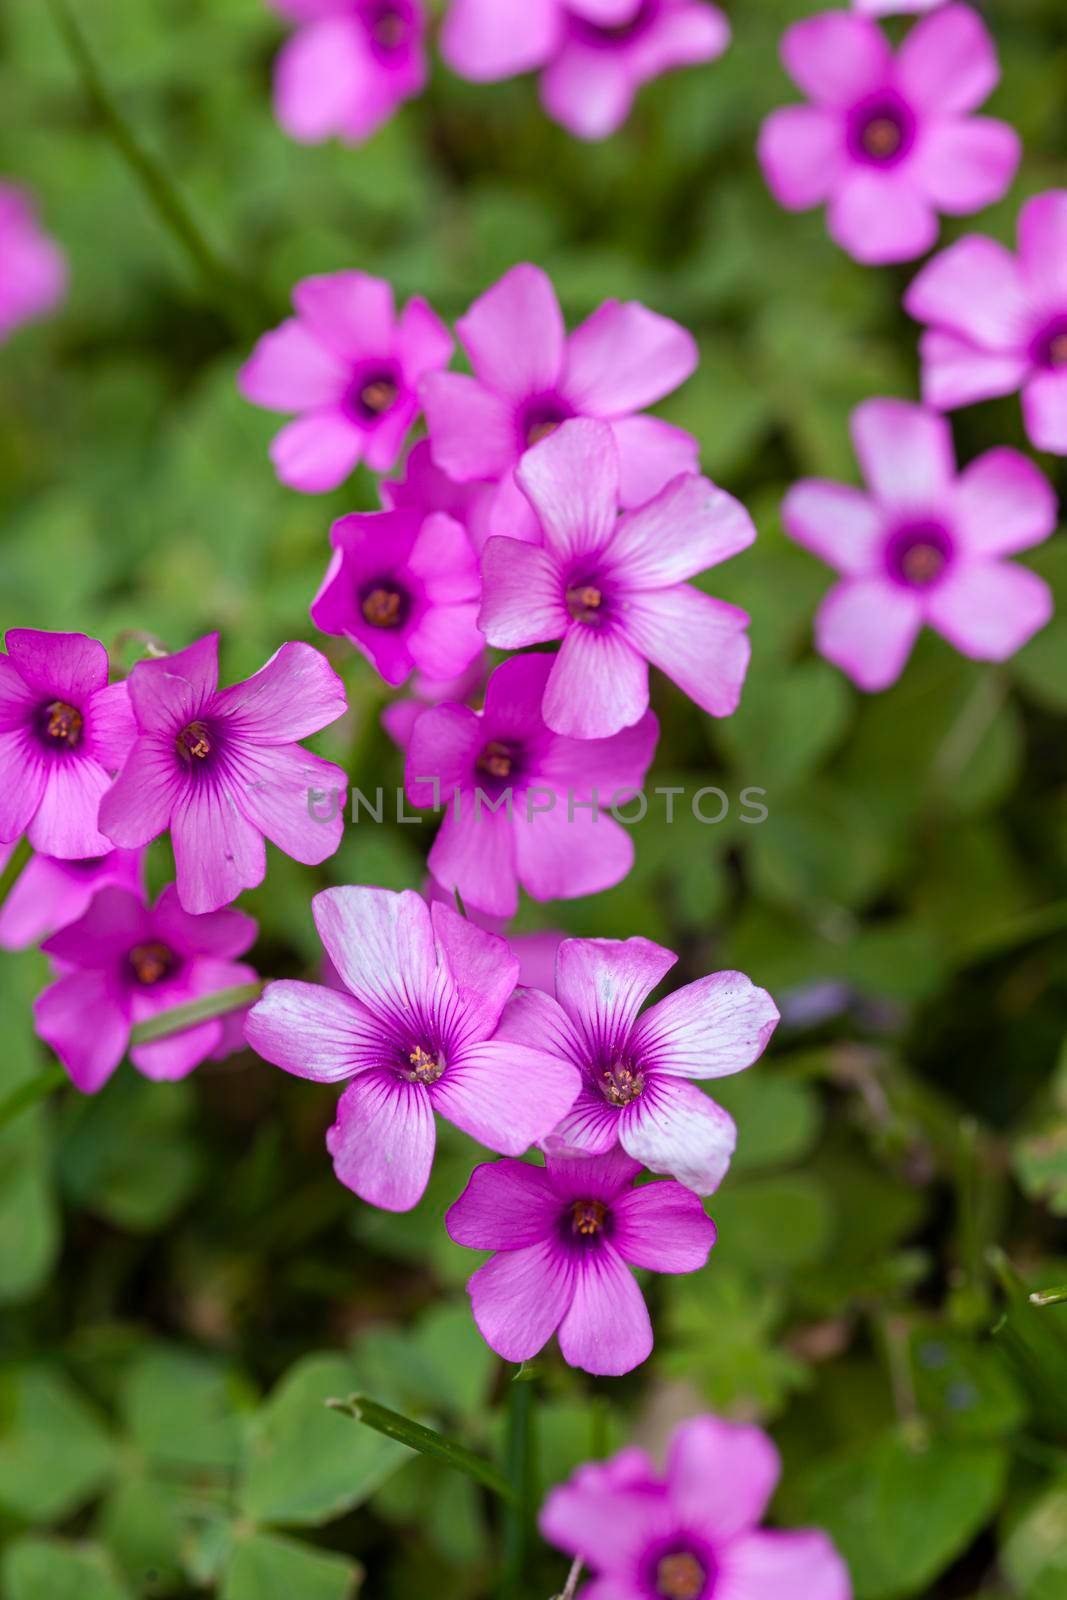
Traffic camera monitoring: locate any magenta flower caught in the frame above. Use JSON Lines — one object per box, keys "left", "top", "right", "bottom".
{"left": 442, "top": 2, "right": 729, "bottom": 143}
{"left": 0, "top": 843, "right": 144, "bottom": 952}
{"left": 238, "top": 271, "right": 452, "bottom": 492}
{"left": 906, "top": 191, "right": 1067, "bottom": 455}
{"left": 0, "top": 184, "right": 66, "bottom": 343}
{"left": 495, "top": 935, "right": 778, "bottom": 1194}
{"left": 270, "top": 0, "right": 426, "bottom": 146}
{"left": 0, "top": 629, "right": 135, "bottom": 860}
{"left": 310, "top": 507, "right": 483, "bottom": 687}
{"left": 540, "top": 1414, "right": 851, "bottom": 1599}
{"left": 447, "top": 1148, "right": 715, "bottom": 1376}
{"left": 382, "top": 439, "right": 494, "bottom": 554}
{"left": 406, "top": 652, "right": 658, "bottom": 918}
{"left": 33, "top": 885, "right": 258, "bottom": 1093}
{"left": 782, "top": 399, "right": 1056, "bottom": 692}
{"left": 758, "top": 6, "right": 1020, "bottom": 265}
{"left": 423, "top": 880, "right": 564, "bottom": 995}
{"left": 478, "top": 419, "right": 754, "bottom": 739}
{"left": 244, "top": 887, "right": 581, "bottom": 1211}
{"left": 381, "top": 656, "right": 487, "bottom": 753}
{"left": 420, "top": 264, "right": 699, "bottom": 543}
{"left": 98, "top": 635, "right": 348, "bottom": 915}
{"left": 855, "top": 0, "right": 943, "bottom": 12}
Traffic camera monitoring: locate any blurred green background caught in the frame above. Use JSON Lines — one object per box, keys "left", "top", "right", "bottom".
{"left": 3, "top": 0, "right": 1067, "bottom": 1596}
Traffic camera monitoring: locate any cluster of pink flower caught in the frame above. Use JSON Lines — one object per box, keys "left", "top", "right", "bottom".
{"left": 269, "top": 0, "right": 730, "bottom": 145}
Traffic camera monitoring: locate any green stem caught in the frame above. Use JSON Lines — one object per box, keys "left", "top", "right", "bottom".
{"left": 0, "top": 837, "right": 32, "bottom": 909}
{"left": 0, "top": 1064, "right": 67, "bottom": 1134}
{"left": 501, "top": 1370, "right": 537, "bottom": 1599}
{"left": 42, "top": 0, "right": 264, "bottom": 337}
{"left": 1031, "top": 1283, "right": 1067, "bottom": 1309}
{"left": 326, "top": 1395, "right": 516, "bottom": 1503}
{"left": 129, "top": 982, "right": 263, "bottom": 1045}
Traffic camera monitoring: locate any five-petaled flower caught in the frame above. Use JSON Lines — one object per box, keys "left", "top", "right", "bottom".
{"left": 99, "top": 634, "right": 348, "bottom": 914}
{"left": 782, "top": 399, "right": 1056, "bottom": 692}
{"left": 447, "top": 1146, "right": 716, "bottom": 1375}
{"left": 0, "top": 629, "right": 136, "bottom": 860}
{"left": 406, "top": 652, "right": 659, "bottom": 918}
{"left": 238, "top": 270, "right": 453, "bottom": 492}
{"left": 496, "top": 934, "right": 779, "bottom": 1194}
{"left": 758, "top": 5, "right": 1019, "bottom": 265}
{"left": 244, "top": 887, "right": 581, "bottom": 1211}
{"left": 34, "top": 884, "right": 258, "bottom": 1094}
{"left": 270, "top": 0, "right": 426, "bottom": 147}
{"left": 478, "top": 418, "right": 755, "bottom": 739}
{"left": 540, "top": 1413, "right": 852, "bottom": 1598}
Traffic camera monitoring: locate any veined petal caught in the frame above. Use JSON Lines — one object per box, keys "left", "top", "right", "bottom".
{"left": 620, "top": 1076, "right": 737, "bottom": 1195}
{"left": 555, "top": 935, "right": 676, "bottom": 1058}
{"left": 26, "top": 757, "right": 114, "bottom": 860}
{"left": 432, "top": 1039, "right": 581, "bottom": 1154}
{"left": 431, "top": 901, "right": 519, "bottom": 1040}
{"left": 457, "top": 264, "right": 565, "bottom": 399}
{"left": 327, "top": 1069, "right": 437, "bottom": 1211}
{"left": 312, "top": 885, "right": 437, "bottom": 1021}
{"left": 245, "top": 979, "right": 386, "bottom": 1082}
{"left": 607, "top": 473, "right": 756, "bottom": 587}
{"left": 542, "top": 626, "right": 650, "bottom": 740}
{"left": 446, "top": 1158, "right": 559, "bottom": 1250}
{"left": 126, "top": 634, "right": 219, "bottom": 733}
{"left": 171, "top": 781, "right": 267, "bottom": 914}
{"left": 98, "top": 735, "right": 184, "bottom": 849}
{"left": 231, "top": 743, "right": 346, "bottom": 865}
{"left": 562, "top": 300, "right": 697, "bottom": 417}
{"left": 479, "top": 538, "right": 568, "bottom": 649}
{"left": 212, "top": 641, "right": 347, "bottom": 742}
{"left": 557, "top": 1245, "right": 652, "bottom": 1376}
{"left": 629, "top": 971, "right": 779, "bottom": 1079}
{"left": 611, "top": 1180, "right": 716, "bottom": 1272}
{"left": 493, "top": 986, "right": 585, "bottom": 1065}
{"left": 515, "top": 418, "right": 621, "bottom": 563}
{"left": 620, "top": 585, "right": 751, "bottom": 719}
{"left": 5, "top": 629, "right": 108, "bottom": 702}
{"left": 467, "top": 1238, "right": 575, "bottom": 1363}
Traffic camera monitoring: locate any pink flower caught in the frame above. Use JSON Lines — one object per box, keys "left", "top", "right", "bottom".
{"left": 382, "top": 439, "right": 494, "bottom": 554}
{"left": 98, "top": 635, "right": 348, "bottom": 915}
{"left": 237, "top": 271, "right": 452, "bottom": 492}
{"left": 905, "top": 190, "right": 1067, "bottom": 455}
{"left": 540, "top": 1414, "right": 851, "bottom": 1598}
{"left": 782, "top": 399, "right": 1056, "bottom": 692}
{"left": 33, "top": 885, "right": 258, "bottom": 1093}
{"left": 442, "top": 2, "right": 729, "bottom": 143}
{"left": 270, "top": 0, "right": 426, "bottom": 146}
{"left": 244, "top": 887, "right": 581, "bottom": 1211}
{"left": 406, "top": 652, "right": 659, "bottom": 918}
{"left": 0, "top": 184, "right": 66, "bottom": 343}
{"left": 381, "top": 656, "right": 487, "bottom": 752}
{"left": 420, "top": 264, "right": 699, "bottom": 543}
{"left": 496, "top": 936, "right": 778, "bottom": 1194}
{"left": 478, "top": 419, "right": 754, "bottom": 739}
{"left": 0, "top": 843, "right": 144, "bottom": 952}
{"left": 310, "top": 507, "right": 483, "bottom": 687}
{"left": 758, "top": 6, "right": 1020, "bottom": 265}
{"left": 446, "top": 1147, "right": 715, "bottom": 1376}
{"left": 854, "top": 0, "right": 943, "bottom": 12}
{"left": 0, "top": 630, "right": 135, "bottom": 860}
{"left": 423, "top": 880, "right": 564, "bottom": 995}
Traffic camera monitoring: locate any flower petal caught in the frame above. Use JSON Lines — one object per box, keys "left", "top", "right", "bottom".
{"left": 620, "top": 1076, "right": 737, "bottom": 1194}
{"left": 850, "top": 398, "right": 956, "bottom": 506}
{"left": 609, "top": 415, "right": 700, "bottom": 509}
{"left": 758, "top": 105, "right": 844, "bottom": 210}
{"left": 232, "top": 743, "right": 347, "bottom": 865}
{"left": 557, "top": 1245, "right": 652, "bottom": 1376}
{"left": 431, "top": 901, "right": 519, "bottom": 1040}
{"left": 26, "top": 758, "right": 114, "bottom": 860}
{"left": 513, "top": 802, "right": 635, "bottom": 906}
{"left": 421, "top": 372, "right": 517, "bottom": 482}
{"left": 780, "top": 13, "right": 891, "bottom": 108}
{"left": 563, "top": 300, "right": 697, "bottom": 417}
{"left": 630, "top": 971, "right": 779, "bottom": 1080}
{"left": 555, "top": 935, "right": 676, "bottom": 1058}
{"left": 516, "top": 417, "right": 621, "bottom": 564}
{"left": 718, "top": 1530, "right": 852, "bottom": 1600}
{"left": 85, "top": 681, "right": 138, "bottom": 772}
{"left": 269, "top": 409, "right": 365, "bottom": 493}
{"left": 34, "top": 968, "right": 129, "bottom": 1094}
{"left": 925, "top": 560, "right": 1052, "bottom": 660}
{"left": 440, "top": 0, "right": 560, "bottom": 80}
{"left": 446, "top": 1158, "right": 559, "bottom": 1250}
{"left": 432, "top": 1039, "right": 581, "bottom": 1154}
{"left": 953, "top": 449, "right": 1058, "bottom": 558}
{"left": 1019, "top": 190, "right": 1067, "bottom": 304}
{"left": 427, "top": 804, "right": 519, "bottom": 919}
{"left": 611, "top": 1180, "right": 716, "bottom": 1272}
{"left": 458, "top": 264, "right": 565, "bottom": 399}
{"left": 98, "top": 734, "right": 183, "bottom": 849}
{"left": 245, "top": 979, "right": 384, "bottom": 1081}
{"left": 237, "top": 318, "right": 348, "bottom": 412}
{"left": 620, "top": 586, "right": 751, "bottom": 719}
{"left": 467, "top": 1238, "right": 575, "bottom": 1363}
{"left": 273, "top": 17, "right": 371, "bottom": 143}
{"left": 905, "top": 235, "right": 1031, "bottom": 350}
{"left": 171, "top": 781, "right": 267, "bottom": 914}
{"left": 828, "top": 169, "right": 938, "bottom": 266}
{"left": 1022, "top": 368, "right": 1067, "bottom": 454}
{"left": 126, "top": 635, "right": 219, "bottom": 734}
{"left": 782, "top": 481, "right": 884, "bottom": 576}
{"left": 911, "top": 116, "right": 1020, "bottom": 215}
{"left": 479, "top": 538, "right": 568, "bottom": 649}
{"left": 540, "top": 44, "right": 635, "bottom": 143}
{"left": 212, "top": 641, "right": 347, "bottom": 742}
{"left": 918, "top": 328, "right": 1029, "bottom": 410}
{"left": 895, "top": 3, "right": 1001, "bottom": 116}
{"left": 608, "top": 473, "right": 756, "bottom": 587}
{"left": 816, "top": 577, "right": 923, "bottom": 692}
{"left": 327, "top": 1069, "right": 437, "bottom": 1211}
{"left": 542, "top": 627, "right": 650, "bottom": 740}
{"left": 312, "top": 886, "right": 437, "bottom": 1021}
{"left": 493, "top": 986, "right": 585, "bottom": 1067}
{"left": 5, "top": 629, "right": 108, "bottom": 702}
{"left": 666, "top": 1417, "right": 780, "bottom": 1543}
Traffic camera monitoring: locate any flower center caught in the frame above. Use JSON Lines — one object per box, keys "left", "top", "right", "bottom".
{"left": 886, "top": 522, "right": 953, "bottom": 590}
{"left": 527, "top": 419, "right": 560, "bottom": 446}
{"left": 41, "top": 699, "right": 84, "bottom": 749}
{"left": 571, "top": 1198, "right": 607, "bottom": 1236}
{"left": 862, "top": 115, "right": 903, "bottom": 160}
{"left": 177, "top": 721, "right": 212, "bottom": 762}
{"left": 359, "top": 377, "right": 399, "bottom": 415}
{"left": 598, "top": 1060, "right": 645, "bottom": 1106}
{"left": 566, "top": 583, "right": 603, "bottom": 625}
{"left": 406, "top": 1046, "right": 445, "bottom": 1084}
{"left": 1049, "top": 333, "right": 1067, "bottom": 367}
{"left": 360, "top": 583, "right": 408, "bottom": 629}
{"left": 656, "top": 1553, "right": 706, "bottom": 1600}
{"left": 849, "top": 96, "right": 915, "bottom": 167}
{"left": 128, "top": 941, "right": 176, "bottom": 987}
{"left": 520, "top": 397, "right": 572, "bottom": 452}
{"left": 477, "top": 740, "right": 513, "bottom": 780}
{"left": 572, "top": 0, "right": 656, "bottom": 43}
{"left": 1034, "top": 319, "right": 1067, "bottom": 370}
{"left": 368, "top": 2, "right": 408, "bottom": 50}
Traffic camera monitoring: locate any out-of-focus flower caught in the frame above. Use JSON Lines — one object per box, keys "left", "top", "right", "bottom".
{"left": 99, "top": 635, "right": 347, "bottom": 914}
{"left": 479, "top": 419, "right": 754, "bottom": 739}
{"left": 406, "top": 652, "right": 658, "bottom": 918}
{"left": 311, "top": 507, "right": 483, "bottom": 687}
{"left": 245, "top": 887, "right": 581, "bottom": 1211}
{"left": 758, "top": 6, "right": 1019, "bottom": 264}
{"left": 0, "top": 843, "right": 144, "bottom": 952}
{"left": 0, "top": 184, "right": 66, "bottom": 343}
{"left": 380, "top": 657, "right": 487, "bottom": 753}
{"left": 540, "top": 1413, "right": 852, "bottom": 1597}
{"left": 238, "top": 271, "right": 452, "bottom": 492}
{"left": 496, "top": 934, "right": 778, "bottom": 1194}
{"left": 783, "top": 398, "right": 1056, "bottom": 692}
{"left": 854, "top": 0, "right": 944, "bottom": 13}
{"left": 447, "top": 1147, "right": 715, "bottom": 1375}
{"left": 442, "top": 1, "right": 729, "bottom": 142}
{"left": 34, "top": 885, "right": 257, "bottom": 1093}
{"left": 0, "top": 630, "right": 135, "bottom": 860}
{"left": 382, "top": 439, "right": 495, "bottom": 554}
{"left": 270, "top": 0, "right": 426, "bottom": 145}
{"left": 906, "top": 190, "right": 1067, "bottom": 455}
{"left": 421, "top": 264, "right": 699, "bottom": 543}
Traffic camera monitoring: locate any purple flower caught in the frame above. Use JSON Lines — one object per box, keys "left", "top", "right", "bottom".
{"left": 238, "top": 271, "right": 452, "bottom": 492}
{"left": 33, "top": 885, "right": 258, "bottom": 1093}
{"left": 442, "top": 2, "right": 729, "bottom": 143}
{"left": 382, "top": 439, "right": 495, "bottom": 554}
{"left": 0, "top": 184, "right": 66, "bottom": 343}
{"left": 0, "top": 629, "right": 135, "bottom": 860}
{"left": 98, "top": 635, "right": 348, "bottom": 915}
{"left": 495, "top": 936, "right": 778, "bottom": 1194}
{"left": 478, "top": 419, "right": 754, "bottom": 739}
{"left": 446, "top": 1147, "right": 715, "bottom": 1376}
{"left": 420, "top": 264, "right": 699, "bottom": 543}
{"left": 310, "top": 506, "right": 483, "bottom": 687}
{"left": 782, "top": 399, "right": 1056, "bottom": 692}
{"left": 0, "top": 843, "right": 144, "bottom": 952}
{"left": 244, "top": 887, "right": 581, "bottom": 1211}
{"left": 758, "top": 6, "right": 1020, "bottom": 265}
{"left": 540, "top": 1413, "right": 852, "bottom": 1598}
{"left": 905, "top": 190, "right": 1067, "bottom": 455}
{"left": 270, "top": 0, "right": 426, "bottom": 146}
{"left": 406, "top": 652, "right": 659, "bottom": 918}
{"left": 381, "top": 656, "right": 487, "bottom": 753}
{"left": 423, "top": 879, "right": 564, "bottom": 994}
{"left": 854, "top": 0, "right": 943, "bottom": 12}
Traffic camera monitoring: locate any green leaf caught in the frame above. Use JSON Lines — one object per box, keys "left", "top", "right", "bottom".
{"left": 0, "top": 1368, "right": 116, "bottom": 1524}
{"left": 1001, "top": 1474, "right": 1067, "bottom": 1600}
{"left": 908, "top": 1330, "right": 1026, "bottom": 1442}
{"left": 57, "top": 1070, "right": 202, "bottom": 1232}
{"left": 222, "top": 1531, "right": 361, "bottom": 1600}
{"left": 97, "top": 1476, "right": 186, "bottom": 1596}
{"left": 711, "top": 1173, "right": 835, "bottom": 1271}
{"left": 121, "top": 1346, "right": 251, "bottom": 1475}
{"left": 709, "top": 1072, "right": 822, "bottom": 1173}
{"left": 1, "top": 1539, "right": 132, "bottom": 1600}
